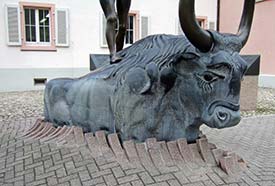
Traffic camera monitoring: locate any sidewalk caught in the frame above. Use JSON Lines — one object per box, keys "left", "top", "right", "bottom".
{"left": 0, "top": 115, "right": 274, "bottom": 186}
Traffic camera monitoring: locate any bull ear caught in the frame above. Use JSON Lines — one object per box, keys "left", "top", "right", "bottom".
{"left": 146, "top": 62, "right": 158, "bottom": 82}
{"left": 160, "top": 67, "right": 177, "bottom": 93}
{"left": 125, "top": 68, "right": 152, "bottom": 94}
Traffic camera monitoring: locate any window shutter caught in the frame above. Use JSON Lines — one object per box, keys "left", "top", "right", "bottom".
{"left": 56, "top": 9, "right": 69, "bottom": 47}
{"left": 141, "top": 16, "right": 150, "bottom": 39}
{"left": 209, "top": 21, "right": 216, "bottom": 30}
{"left": 5, "top": 4, "right": 21, "bottom": 46}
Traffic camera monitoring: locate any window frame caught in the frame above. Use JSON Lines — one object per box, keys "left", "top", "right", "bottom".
{"left": 125, "top": 11, "right": 140, "bottom": 47}
{"left": 177, "top": 16, "right": 208, "bottom": 35}
{"left": 19, "top": 2, "right": 56, "bottom": 51}
{"left": 196, "top": 16, "right": 208, "bottom": 29}
{"left": 101, "top": 10, "right": 140, "bottom": 48}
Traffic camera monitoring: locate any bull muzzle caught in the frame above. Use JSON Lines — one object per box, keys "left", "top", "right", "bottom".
{"left": 202, "top": 100, "right": 241, "bottom": 129}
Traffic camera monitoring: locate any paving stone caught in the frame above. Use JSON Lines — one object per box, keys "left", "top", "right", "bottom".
{"left": 92, "top": 169, "right": 112, "bottom": 178}
{"left": 173, "top": 171, "right": 189, "bottom": 185}
{"left": 123, "top": 140, "right": 140, "bottom": 166}
{"left": 56, "top": 167, "right": 67, "bottom": 178}
{"left": 167, "top": 179, "right": 181, "bottom": 186}
{"left": 104, "top": 174, "right": 118, "bottom": 186}
{"left": 112, "top": 166, "right": 125, "bottom": 178}
{"left": 124, "top": 167, "right": 145, "bottom": 176}
{"left": 78, "top": 170, "right": 91, "bottom": 182}
{"left": 24, "top": 172, "right": 35, "bottom": 183}
{"left": 70, "top": 178, "right": 82, "bottom": 186}
{"left": 153, "top": 173, "right": 174, "bottom": 182}
{"left": 100, "top": 161, "right": 120, "bottom": 170}
{"left": 46, "top": 176, "right": 58, "bottom": 186}
{"left": 14, "top": 180, "right": 24, "bottom": 186}
{"left": 35, "top": 170, "right": 55, "bottom": 180}
{"left": 131, "top": 180, "right": 144, "bottom": 186}
{"left": 25, "top": 178, "right": 46, "bottom": 186}
{"left": 197, "top": 138, "right": 216, "bottom": 165}
{"left": 82, "top": 177, "right": 105, "bottom": 186}
{"left": 58, "top": 173, "right": 78, "bottom": 184}
{"left": 87, "top": 162, "right": 99, "bottom": 174}
{"left": 147, "top": 182, "right": 169, "bottom": 186}
{"left": 117, "top": 174, "right": 139, "bottom": 184}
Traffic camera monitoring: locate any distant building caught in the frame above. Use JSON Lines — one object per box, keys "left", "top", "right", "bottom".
{"left": 219, "top": 0, "right": 275, "bottom": 88}
{"left": 0, "top": 0, "right": 218, "bottom": 92}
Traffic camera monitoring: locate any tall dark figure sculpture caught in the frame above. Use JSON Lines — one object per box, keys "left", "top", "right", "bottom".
{"left": 100, "top": 0, "right": 131, "bottom": 63}
{"left": 44, "top": 0, "right": 255, "bottom": 143}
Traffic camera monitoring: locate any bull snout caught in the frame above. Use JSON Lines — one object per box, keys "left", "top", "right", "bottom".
{"left": 202, "top": 100, "right": 241, "bottom": 129}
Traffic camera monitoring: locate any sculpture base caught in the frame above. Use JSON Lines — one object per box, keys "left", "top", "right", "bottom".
{"left": 19, "top": 119, "right": 247, "bottom": 183}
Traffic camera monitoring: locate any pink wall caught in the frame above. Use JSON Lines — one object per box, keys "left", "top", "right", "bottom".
{"left": 219, "top": 0, "right": 275, "bottom": 75}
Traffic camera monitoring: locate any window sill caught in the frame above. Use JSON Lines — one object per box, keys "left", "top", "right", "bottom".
{"left": 21, "top": 46, "right": 57, "bottom": 51}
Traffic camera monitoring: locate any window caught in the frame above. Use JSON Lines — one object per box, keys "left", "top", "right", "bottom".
{"left": 177, "top": 16, "right": 208, "bottom": 35}
{"left": 24, "top": 8, "right": 50, "bottom": 43}
{"left": 20, "top": 2, "right": 56, "bottom": 51}
{"left": 196, "top": 17, "right": 207, "bottom": 29}
{"left": 5, "top": 3, "right": 69, "bottom": 49}
{"left": 114, "top": 15, "right": 135, "bottom": 44}
{"left": 101, "top": 11, "right": 140, "bottom": 47}
{"left": 125, "top": 15, "right": 134, "bottom": 44}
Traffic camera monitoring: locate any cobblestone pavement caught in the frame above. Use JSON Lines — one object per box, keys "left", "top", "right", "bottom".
{"left": 0, "top": 91, "right": 43, "bottom": 122}
{"left": 0, "top": 115, "right": 275, "bottom": 186}
{"left": 242, "top": 88, "right": 275, "bottom": 117}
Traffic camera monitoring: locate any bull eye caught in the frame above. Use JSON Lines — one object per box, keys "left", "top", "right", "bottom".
{"left": 203, "top": 74, "right": 214, "bottom": 82}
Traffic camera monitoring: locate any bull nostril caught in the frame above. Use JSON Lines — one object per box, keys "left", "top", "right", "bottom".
{"left": 217, "top": 112, "right": 227, "bottom": 121}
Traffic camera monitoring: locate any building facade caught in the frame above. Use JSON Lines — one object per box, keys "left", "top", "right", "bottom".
{"left": 0, "top": 0, "right": 218, "bottom": 92}
{"left": 219, "top": 0, "right": 275, "bottom": 88}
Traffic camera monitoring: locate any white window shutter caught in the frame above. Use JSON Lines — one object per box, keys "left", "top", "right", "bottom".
{"left": 140, "top": 16, "right": 150, "bottom": 39}
{"left": 209, "top": 21, "right": 216, "bottom": 30}
{"left": 56, "top": 8, "right": 69, "bottom": 47}
{"left": 5, "top": 4, "right": 21, "bottom": 46}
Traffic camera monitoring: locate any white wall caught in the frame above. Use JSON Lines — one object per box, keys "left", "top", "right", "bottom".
{"left": 0, "top": 0, "right": 217, "bottom": 69}
{"left": 0, "top": 0, "right": 106, "bottom": 69}
{"left": 0, "top": 0, "right": 217, "bottom": 91}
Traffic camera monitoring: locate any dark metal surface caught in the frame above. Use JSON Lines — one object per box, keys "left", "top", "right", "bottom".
{"left": 90, "top": 54, "right": 261, "bottom": 76}
{"left": 179, "top": 0, "right": 213, "bottom": 52}
{"left": 237, "top": 0, "right": 255, "bottom": 46}
{"left": 90, "top": 54, "right": 109, "bottom": 71}
{"left": 44, "top": 1, "right": 256, "bottom": 142}
{"left": 242, "top": 55, "right": 260, "bottom": 76}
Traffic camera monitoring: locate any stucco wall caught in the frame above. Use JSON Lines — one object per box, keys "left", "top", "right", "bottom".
{"left": 0, "top": 0, "right": 217, "bottom": 91}
{"left": 219, "top": 0, "right": 275, "bottom": 77}
{"left": 1, "top": 0, "right": 217, "bottom": 69}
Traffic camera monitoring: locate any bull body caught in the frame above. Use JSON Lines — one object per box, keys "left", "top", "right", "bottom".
{"left": 44, "top": 32, "right": 247, "bottom": 142}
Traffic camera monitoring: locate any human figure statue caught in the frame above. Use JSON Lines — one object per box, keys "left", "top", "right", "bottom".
{"left": 100, "top": 0, "right": 131, "bottom": 64}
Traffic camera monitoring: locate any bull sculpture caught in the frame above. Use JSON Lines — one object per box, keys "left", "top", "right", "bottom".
{"left": 44, "top": 0, "right": 255, "bottom": 142}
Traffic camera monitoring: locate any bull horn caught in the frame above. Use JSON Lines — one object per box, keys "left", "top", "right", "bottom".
{"left": 237, "top": 0, "right": 255, "bottom": 47}
{"left": 179, "top": 0, "right": 255, "bottom": 51}
{"left": 178, "top": 0, "right": 213, "bottom": 52}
